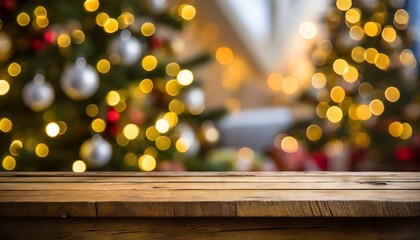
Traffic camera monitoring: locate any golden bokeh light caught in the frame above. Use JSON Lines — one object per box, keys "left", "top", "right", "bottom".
{"left": 84, "top": 0, "right": 99, "bottom": 12}
{"left": 57, "top": 33, "right": 71, "bottom": 48}
{"left": 375, "top": 53, "right": 390, "bottom": 70}
{"left": 96, "top": 59, "right": 111, "bottom": 73}
{"left": 155, "top": 119, "right": 170, "bottom": 133}
{"left": 142, "top": 55, "right": 158, "bottom": 71}
{"left": 345, "top": 8, "right": 361, "bottom": 24}
{"left": 330, "top": 86, "right": 346, "bottom": 103}
{"left": 282, "top": 76, "right": 298, "bottom": 94}
{"left": 299, "top": 21, "right": 317, "bottom": 40}
{"left": 9, "top": 140, "right": 23, "bottom": 156}
{"left": 8, "top": 62, "right": 21, "bottom": 77}
{"left": 35, "top": 143, "right": 49, "bottom": 158}
{"left": 166, "top": 79, "right": 182, "bottom": 96}
{"left": 104, "top": 18, "right": 119, "bottom": 33}
{"left": 400, "top": 49, "right": 417, "bottom": 69}
{"left": 280, "top": 136, "right": 299, "bottom": 153}
{"left": 382, "top": 26, "right": 396, "bottom": 42}
{"left": 311, "top": 73, "right": 327, "bottom": 89}
{"left": 106, "top": 90, "right": 121, "bottom": 106}
{"left": 17, "top": 12, "right": 31, "bottom": 26}
{"left": 96, "top": 12, "right": 109, "bottom": 26}
{"left": 34, "top": 6, "right": 47, "bottom": 17}
{"left": 177, "top": 69, "right": 194, "bottom": 86}
{"left": 388, "top": 121, "right": 403, "bottom": 137}
{"left": 86, "top": 104, "right": 99, "bottom": 117}
{"left": 146, "top": 126, "right": 160, "bottom": 141}
{"left": 0, "top": 118, "right": 13, "bottom": 133}
{"left": 394, "top": 9, "right": 409, "bottom": 26}
{"left": 316, "top": 102, "right": 330, "bottom": 118}
{"left": 123, "top": 124, "right": 140, "bottom": 140}
{"left": 385, "top": 86, "right": 400, "bottom": 102}
{"left": 400, "top": 123, "right": 413, "bottom": 140}
{"left": 91, "top": 118, "right": 106, "bottom": 133}
{"left": 138, "top": 155, "right": 156, "bottom": 171}
{"left": 326, "top": 106, "right": 343, "bottom": 123}
{"left": 72, "top": 160, "right": 86, "bottom": 173}
{"left": 215, "top": 47, "right": 234, "bottom": 65}
{"left": 46, "top": 122, "right": 60, "bottom": 137}
{"left": 0, "top": 80, "right": 10, "bottom": 95}
{"left": 355, "top": 132, "right": 371, "bottom": 148}
{"left": 306, "top": 124, "right": 322, "bottom": 141}
{"left": 176, "top": 138, "right": 190, "bottom": 153}
{"left": 364, "top": 48, "right": 379, "bottom": 64}
{"left": 349, "top": 26, "right": 364, "bottom": 41}
{"left": 71, "top": 29, "right": 86, "bottom": 44}
{"left": 139, "top": 79, "right": 154, "bottom": 93}
{"left": 141, "top": 22, "right": 155, "bottom": 37}
{"left": 238, "top": 147, "right": 254, "bottom": 160}
{"left": 343, "top": 66, "right": 358, "bottom": 83}
{"left": 369, "top": 99, "right": 384, "bottom": 116}
{"left": 155, "top": 136, "right": 171, "bottom": 151}
{"left": 169, "top": 99, "right": 185, "bottom": 115}
{"left": 355, "top": 104, "right": 371, "bottom": 121}
{"left": 333, "top": 59, "right": 348, "bottom": 75}
{"left": 179, "top": 4, "right": 196, "bottom": 21}
{"left": 124, "top": 153, "right": 137, "bottom": 167}
{"left": 267, "top": 73, "right": 283, "bottom": 91}
{"left": 2, "top": 155, "right": 16, "bottom": 171}
{"left": 166, "top": 62, "right": 181, "bottom": 76}
{"left": 364, "top": 22, "right": 381, "bottom": 37}
{"left": 351, "top": 46, "right": 365, "bottom": 63}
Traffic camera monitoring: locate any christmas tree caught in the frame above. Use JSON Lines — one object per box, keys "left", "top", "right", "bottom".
{"left": 275, "top": 0, "right": 420, "bottom": 171}
{"left": 0, "top": 0, "right": 220, "bottom": 171}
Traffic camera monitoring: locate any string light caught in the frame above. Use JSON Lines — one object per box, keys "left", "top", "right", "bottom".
{"left": 177, "top": 69, "right": 194, "bottom": 86}
{"left": 0, "top": 80, "right": 10, "bottom": 95}
{"left": 138, "top": 155, "right": 156, "bottom": 171}
{"left": 299, "top": 21, "right": 317, "bottom": 39}
{"left": 35, "top": 143, "right": 49, "bottom": 158}
{"left": 142, "top": 55, "right": 158, "bottom": 71}
{"left": 281, "top": 136, "right": 298, "bottom": 153}
{"left": 141, "top": 22, "right": 155, "bottom": 37}
{"left": 215, "top": 47, "right": 234, "bottom": 65}
{"left": 178, "top": 4, "right": 196, "bottom": 21}
{"left": 46, "top": 122, "right": 60, "bottom": 137}
{"left": 72, "top": 160, "right": 86, "bottom": 173}
{"left": 123, "top": 124, "right": 140, "bottom": 140}
{"left": 2, "top": 155, "right": 16, "bottom": 171}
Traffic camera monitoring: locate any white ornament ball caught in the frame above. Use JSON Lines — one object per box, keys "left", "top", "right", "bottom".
{"left": 80, "top": 135, "right": 113, "bottom": 168}
{"left": 184, "top": 87, "right": 205, "bottom": 114}
{"left": 176, "top": 123, "right": 200, "bottom": 156}
{"left": 108, "top": 30, "right": 142, "bottom": 66}
{"left": 22, "top": 74, "right": 55, "bottom": 111}
{"left": 60, "top": 57, "right": 99, "bottom": 100}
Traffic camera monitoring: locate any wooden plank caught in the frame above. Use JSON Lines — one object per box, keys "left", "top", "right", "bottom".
{"left": 1, "top": 217, "right": 419, "bottom": 240}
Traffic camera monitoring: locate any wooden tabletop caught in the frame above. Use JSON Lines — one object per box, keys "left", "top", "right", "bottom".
{"left": 0, "top": 172, "right": 419, "bottom": 218}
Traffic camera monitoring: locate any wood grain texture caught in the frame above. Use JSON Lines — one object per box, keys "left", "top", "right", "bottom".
{"left": 1, "top": 217, "right": 419, "bottom": 240}
{"left": 0, "top": 172, "right": 419, "bottom": 217}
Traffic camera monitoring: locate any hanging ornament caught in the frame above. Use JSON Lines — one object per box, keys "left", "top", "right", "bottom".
{"left": 60, "top": 57, "right": 99, "bottom": 100}
{"left": 176, "top": 123, "right": 200, "bottom": 156}
{"left": 184, "top": 87, "right": 205, "bottom": 114}
{"left": 22, "top": 74, "right": 55, "bottom": 111}
{"left": 80, "top": 135, "right": 113, "bottom": 168}
{"left": 108, "top": 30, "right": 142, "bottom": 66}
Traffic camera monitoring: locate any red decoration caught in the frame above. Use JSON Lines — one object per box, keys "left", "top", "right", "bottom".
{"left": 149, "top": 36, "right": 164, "bottom": 49}
{"left": 395, "top": 146, "right": 412, "bottom": 161}
{"left": 311, "top": 152, "right": 328, "bottom": 171}
{"left": 31, "top": 39, "right": 46, "bottom": 51}
{"left": 43, "top": 30, "right": 57, "bottom": 44}
{"left": 0, "top": 0, "right": 16, "bottom": 11}
{"left": 106, "top": 124, "right": 119, "bottom": 137}
{"left": 106, "top": 107, "right": 120, "bottom": 123}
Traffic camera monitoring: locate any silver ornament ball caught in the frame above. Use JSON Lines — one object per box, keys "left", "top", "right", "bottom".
{"left": 60, "top": 57, "right": 99, "bottom": 100}
{"left": 108, "top": 30, "right": 142, "bottom": 66}
{"left": 80, "top": 135, "right": 113, "bottom": 168}
{"left": 22, "top": 74, "right": 55, "bottom": 111}
{"left": 184, "top": 87, "right": 205, "bottom": 114}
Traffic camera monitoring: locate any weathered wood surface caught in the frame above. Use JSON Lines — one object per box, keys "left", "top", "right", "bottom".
{"left": 0, "top": 172, "right": 419, "bottom": 217}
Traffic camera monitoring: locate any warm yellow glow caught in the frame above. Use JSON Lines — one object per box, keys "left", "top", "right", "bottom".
{"left": 35, "top": 16, "right": 49, "bottom": 28}
{"left": 179, "top": 4, "right": 196, "bottom": 21}
{"left": 375, "top": 53, "right": 390, "bottom": 70}
{"left": 238, "top": 147, "right": 254, "bottom": 160}
{"left": 144, "top": 147, "right": 158, "bottom": 158}
{"left": 169, "top": 99, "right": 185, "bottom": 115}
{"left": 84, "top": 0, "right": 99, "bottom": 12}
{"left": 202, "top": 122, "right": 220, "bottom": 143}
{"left": 385, "top": 86, "right": 400, "bottom": 102}
{"left": 9, "top": 140, "right": 23, "bottom": 156}
{"left": 267, "top": 73, "right": 283, "bottom": 91}
{"left": 57, "top": 33, "right": 71, "bottom": 48}
{"left": 35, "top": 143, "right": 49, "bottom": 158}
{"left": 215, "top": 47, "right": 234, "bottom": 65}
{"left": 355, "top": 132, "right": 371, "bottom": 148}
{"left": 123, "top": 124, "right": 140, "bottom": 140}
{"left": 8, "top": 62, "right": 21, "bottom": 77}
{"left": 91, "top": 118, "right": 106, "bottom": 133}
{"left": 117, "top": 12, "right": 134, "bottom": 29}
{"left": 324, "top": 139, "right": 344, "bottom": 157}
{"left": 46, "top": 122, "right": 60, "bottom": 137}
{"left": 0, "top": 118, "right": 13, "bottom": 133}
{"left": 349, "top": 26, "right": 364, "bottom": 41}
{"left": 138, "top": 155, "right": 156, "bottom": 171}
{"left": 141, "top": 22, "right": 155, "bottom": 37}
{"left": 223, "top": 68, "right": 241, "bottom": 91}
{"left": 364, "top": 48, "right": 379, "bottom": 64}
{"left": 166, "top": 79, "right": 182, "bottom": 96}
{"left": 17, "top": 12, "right": 30, "bottom": 26}
{"left": 400, "top": 49, "right": 417, "bottom": 69}
{"left": 316, "top": 102, "right": 330, "bottom": 118}
{"left": 145, "top": 126, "right": 159, "bottom": 141}
{"left": 394, "top": 9, "right": 409, "bottom": 25}
{"left": 282, "top": 76, "right": 298, "bottom": 94}
{"left": 345, "top": 8, "right": 360, "bottom": 24}
{"left": 306, "top": 124, "right": 322, "bottom": 141}
{"left": 96, "top": 12, "right": 109, "bottom": 26}
{"left": 400, "top": 123, "right": 413, "bottom": 140}
{"left": 351, "top": 46, "right": 365, "bottom": 63}
{"left": 326, "top": 106, "right": 343, "bottom": 123}
{"left": 343, "top": 66, "right": 358, "bottom": 83}
{"left": 364, "top": 22, "right": 380, "bottom": 37}
{"left": 355, "top": 104, "right": 371, "bottom": 121}
{"left": 164, "top": 112, "right": 178, "bottom": 127}
{"left": 299, "top": 21, "right": 317, "bottom": 39}
{"left": 71, "top": 29, "right": 85, "bottom": 44}
{"left": 34, "top": 6, "right": 47, "bottom": 17}
{"left": 86, "top": 104, "right": 99, "bottom": 117}
{"left": 139, "top": 79, "right": 153, "bottom": 93}
{"left": 96, "top": 59, "right": 111, "bottom": 73}
{"left": 382, "top": 26, "right": 396, "bottom": 42}
{"left": 124, "top": 153, "right": 137, "bottom": 167}
{"left": 156, "top": 119, "right": 170, "bottom": 133}
{"left": 176, "top": 138, "right": 190, "bottom": 153}
{"left": 2, "top": 155, "right": 16, "bottom": 171}
{"left": 142, "top": 55, "right": 158, "bottom": 71}
{"left": 311, "top": 73, "right": 327, "bottom": 89}
{"left": 177, "top": 69, "right": 194, "bottom": 86}
{"left": 369, "top": 99, "right": 384, "bottom": 116}
{"left": 104, "top": 18, "right": 119, "bottom": 33}
{"left": 388, "top": 121, "right": 404, "bottom": 137}
{"left": 333, "top": 59, "right": 348, "bottom": 75}
{"left": 155, "top": 136, "right": 171, "bottom": 150}
{"left": 106, "top": 91, "right": 120, "bottom": 106}
{"left": 0, "top": 80, "right": 10, "bottom": 95}
{"left": 330, "top": 86, "right": 346, "bottom": 103}
{"left": 225, "top": 98, "right": 241, "bottom": 113}
{"left": 166, "top": 62, "right": 181, "bottom": 76}
{"left": 72, "top": 160, "right": 86, "bottom": 173}
{"left": 116, "top": 134, "right": 129, "bottom": 146}
{"left": 336, "top": 0, "right": 352, "bottom": 11}
{"left": 281, "top": 136, "right": 299, "bottom": 153}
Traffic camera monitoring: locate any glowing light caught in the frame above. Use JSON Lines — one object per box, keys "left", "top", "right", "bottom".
{"left": 0, "top": 118, "right": 13, "bottom": 132}
{"left": 299, "top": 21, "right": 317, "bottom": 39}
{"left": 104, "top": 18, "right": 118, "bottom": 33}
{"left": 355, "top": 132, "right": 370, "bottom": 148}
{"left": 34, "top": 6, "right": 47, "bottom": 17}
{"left": 349, "top": 26, "right": 364, "bottom": 41}
{"left": 96, "top": 12, "right": 109, "bottom": 26}
{"left": 316, "top": 102, "right": 330, "bottom": 118}
{"left": 35, "top": 16, "right": 49, "bottom": 28}
{"left": 375, "top": 53, "right": 390, "bottom": 70}
{"left": 0, "top": 80, "right": 10, "bottom": 95}
{"left": 106, "top": 91, "right": 120, "bottom": 106}
{"left": 345, "top": 8, "right": 360, "bottom": 24}
{"left": 215, "top": 47, "right": 234, "bottom": 65}
{"left": 324, "top": 140, "right": 344, "bottom": 157}
{"left": 169, "top": 99, "right": 185, "bottom": 115}
{"left": 46, "top": 122, "right": 60, "bottom": 137}
{"left": 86, "top": 104, "right": 98, "bottom": 117}
{"left": 177, "top": 69, "right": 194, "bottom": 86}
{"left": 123, "top": 124, "right": 140, "bottom": 140}
{"left": 369, "top": 99, "right": 384, "bottom": 116}
{"left": 142, "top": 55, "right": 158, "bottom": 71}
{"left": 72, "top": 160, "right": 86, "bottom": 173}
{"left": 343, "top": 66, "right": 358, "bottom": 83}
{"left": 238, "top": 147, "right": 254, "bottom": 161}
{"left": 364, "top": 48, "right": 379, "bottom": 64}
{"left": 166, "top": 62, "right": 180, "bottom": 76}
{"left": 306, "top": 124, "right": 322, "bottom": 141}
{"left": 8, "top": 62, "right": 21, "bottom": 77}
{"left": 202, "top": 122, "right": 220, "bottom": 143}
{"left": 282, "top": 76, "right": 298, "bottom": 94}
{"left": 9, "top": 140, "right": 23, "bottom": 156}
{"left": 400, "top": 123, "right": 413, "bottom": 140}
{"left": 84, "top": 0, "right": 99, "bottom": 12}
{"left": 166, "top": 79, "right": 182, "bottom": 96}
{"left": 71, "top": 29, "right": 85, "bottom": 44}
{"left": 17, "top": 12, "right": 30, "bottom": 26}
{"left": 355, "top": 104, "right": 372, "bottom": 121}
{"left": 394, "top": 9, "right": 409, "bottom": 25}
{"left": 281, "top": 136, "right": 299, "bottom": 153}
{"left": 311, "top": 73, "right": 327, "bottom": 89}
{"left": 326, "top": 106, "right": 343, "bottom": 123}
{"left": 91, "top": 118, "right": 106, "bottom": 133}
{"left": 164, "top": 112, "right": 178, "bottom": 127}
{"left": 364, "top": 22, "right": 381, "bottom": 37}
{"left": 176, "top": 138, "right": 190, "bottom": 153}
{"left": 223, "top": 68, "right": 241, "bottom": 91}
{"left": 351, "top": 46, "right": 365, "bottom": 63}
{"left": 96, "top": 59, "right": 111, "bottom": 73}
{"left": 388, "top": 121, "right": 403, "bottom": 137}
{"left": 35, "top": 143, "right": 49, "bottom": 158}
{"left": 179, "top": 4, "right": 196, "bottom": 21}
{"left": 333, "top": 59, "right": 348, "bottom": 75}
{"left": 138, "top": 155, "right": 156, "bottom": 171}
{"left": 400, "top": 49, "right": 417, "bottom": 69}
{"left": 267, "top": 73, "right": 283, "bottom": 91}
{"left": 141, "top": 22, "right": 155, "bottom": 37}
{"left": 57, "top": 33, "right": 71, "bottom": 48}
{"left": 336, "top": 0, "right": 352, "bottom": 11}
{"left": 139, "top": 79, "right": 153, "bottom": 93}
{"left": 330, "top": 86, "right": 346, "bottom": 103}
{"left": 156, "top": 119, "right": 170, "bottom": 133}
{"left": 124, "top": 153, "right": 137, "bottom": 167}
{"left": 385, "top": 86, "right": 400, "bottom": 102}
{"left": 155, "top": 136, "right": 171, "bottom": 150}
{"left": 118, "top": 12, "right": 134, "bottom": 29}
{"left": 382, "top": 26, "right": 396, "bottom": 42}
{"left": 2, "top": 155, "right": 16, "bottom": 171}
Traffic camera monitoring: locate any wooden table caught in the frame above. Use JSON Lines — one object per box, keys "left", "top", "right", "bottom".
{"left": 0, "top": 172, "right": 419, "bottom": 239}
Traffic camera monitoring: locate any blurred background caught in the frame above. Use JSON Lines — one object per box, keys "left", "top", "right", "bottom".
{"left": 0, "top": 0, "right": 419, "bottom": 172}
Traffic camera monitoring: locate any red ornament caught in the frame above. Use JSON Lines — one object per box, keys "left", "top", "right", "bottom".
{"left": 149, "top": 36, "right": 164, "bottom": 49}
{"left": 0, "top": 0, "right": 16, "bottom": 11}
{"left": 311, "top": 152, "right": 328, "bottom": 171}
{"left": 395, "top": 146, "right": 412, "bottom": 161}
{"left": 106, "top": 124, "right": 119, "bottom": 137}
{"left": 106, "top": 107, "right": 120, "bottom": 123}
{"left": 43, "top": 30, "right": 57, "bottom": 44}
{"left": 31, "top": 39, "right": 46, "bottom": 51}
